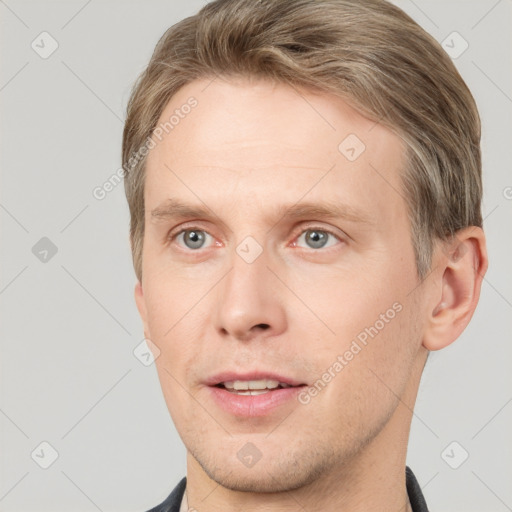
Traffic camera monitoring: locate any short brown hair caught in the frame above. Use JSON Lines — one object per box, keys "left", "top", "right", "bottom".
{"left": 122, "top": 0, "right": 482, "bottom": 282}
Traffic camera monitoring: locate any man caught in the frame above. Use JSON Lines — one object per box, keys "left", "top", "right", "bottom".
{"left": 122, "top": 0, "right": 488, "bottom": 510}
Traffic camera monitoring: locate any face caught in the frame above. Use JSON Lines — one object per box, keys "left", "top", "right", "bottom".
{"left": 136, "top": 76, "right": 429, "bottom": 492}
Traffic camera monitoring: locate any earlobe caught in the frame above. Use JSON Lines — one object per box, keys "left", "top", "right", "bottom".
{"left": 422, "top": 227, "right": 488, "bottom": 351}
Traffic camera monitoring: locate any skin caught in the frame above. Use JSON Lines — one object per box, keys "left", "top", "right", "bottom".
{"left": 135, "top": 76, "right": 487, "bottom": 511}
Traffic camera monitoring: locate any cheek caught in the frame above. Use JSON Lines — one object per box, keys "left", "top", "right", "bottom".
{"left": 143, "top": 277, "right": 203, "bottom": 391}
{"left": 295, "top": 255, "right": 420, "bottom": 393}
{"left": 147, "top": 281, "right": 203, "bottom": 427}
{"left": 311, "top": 298, "right": 422, "bottom": 447}
{"left": 143, "top": 267, "right": 207, "bottom": 336}
{"left": 292, "top": 255, "right": 412, "bottom": 343}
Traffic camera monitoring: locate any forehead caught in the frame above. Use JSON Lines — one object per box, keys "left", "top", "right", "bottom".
{"left": 144, "top": 76, "right": 407, "bottom": 226}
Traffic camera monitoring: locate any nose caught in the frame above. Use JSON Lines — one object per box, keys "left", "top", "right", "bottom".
{"left": 214, "top": 244, "right": 287, "bottom": 342}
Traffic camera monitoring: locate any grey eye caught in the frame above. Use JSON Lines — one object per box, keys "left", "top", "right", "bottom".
{"left": 296, "top": 229, "right": 340, "bottom": 250}
{"left": 181, "top": 230, "right": 208, "bottom": 249}
{"left": 305, "top": 230, "right": 328, "bottom": 249}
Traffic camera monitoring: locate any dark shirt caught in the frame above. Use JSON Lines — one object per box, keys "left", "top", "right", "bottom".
{"left": 146, "top": 466, "right": 429, "bottom": 512}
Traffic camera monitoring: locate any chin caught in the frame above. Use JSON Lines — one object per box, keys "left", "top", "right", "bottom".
{"left": 192, "top": 445, "right": 337, "bottom": 494}
{"left": 204, "top": 467, "right": 315, "bottom": 494}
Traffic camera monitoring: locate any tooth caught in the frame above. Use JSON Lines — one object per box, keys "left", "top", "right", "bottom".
{"left": 248, "top": 379, "right": 279, "bottom": 390}
{"left": 229, "top": 390, "right": 271, "bottom": 396}
{"left": 222, "top": 379, "right": 282, "bottom": 390}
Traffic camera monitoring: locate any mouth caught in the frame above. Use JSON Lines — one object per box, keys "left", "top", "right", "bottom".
{"left": 206, "top": 373, "right": 308, "bottom": 417}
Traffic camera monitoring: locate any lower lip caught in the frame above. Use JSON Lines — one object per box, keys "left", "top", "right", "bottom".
{"left": 207, "top": 385, "right": 305, "bottom": 417}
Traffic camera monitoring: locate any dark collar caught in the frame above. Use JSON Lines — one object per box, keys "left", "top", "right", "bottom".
{"left": 406, "top": 466, "right": 430, "bottom": 511}
{"left": 146, "top": 466, "right": 428, "bottom": 512}
{"left": 145, "top": 476, "right": 186, "bottom": 512}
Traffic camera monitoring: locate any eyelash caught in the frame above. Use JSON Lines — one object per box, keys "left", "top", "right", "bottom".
{"left": 167, "top": 224, "right": 344, "bottom": 252}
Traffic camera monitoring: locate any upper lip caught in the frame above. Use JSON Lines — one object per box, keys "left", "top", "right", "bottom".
{"left": 205, "top": 371, "right": 307, "bottom": 387}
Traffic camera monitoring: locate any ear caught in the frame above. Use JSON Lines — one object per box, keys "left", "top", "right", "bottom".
{"left": 134, "top": 281, "right": 150, "bottom": 339}
{"left": 422, "top": 227, "right": 488, "bottom": 351}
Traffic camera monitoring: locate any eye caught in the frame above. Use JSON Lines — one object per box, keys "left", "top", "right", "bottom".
{"left": 174, "top": 229, "right": 214, "bottom": 250}
{"left": 295, "top": 228, "right": 342, "bottom": 250}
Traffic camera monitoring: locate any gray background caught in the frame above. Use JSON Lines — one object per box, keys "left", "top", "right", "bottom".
{"left": 0, "top": 0, "right": 511, "bottom": 510}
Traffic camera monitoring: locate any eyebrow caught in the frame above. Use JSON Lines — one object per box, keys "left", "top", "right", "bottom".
{"left": 150, "top": 198, "right": 374, "bottom": 226}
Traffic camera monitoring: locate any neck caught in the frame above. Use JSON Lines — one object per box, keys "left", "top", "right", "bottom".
{"left": 185, "top": 352, "right": 426, "bottom": 512}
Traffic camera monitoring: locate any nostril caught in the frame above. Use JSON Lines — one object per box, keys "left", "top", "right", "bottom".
{"left": 255, "top": 323, "right": 270, "bottom": 330}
